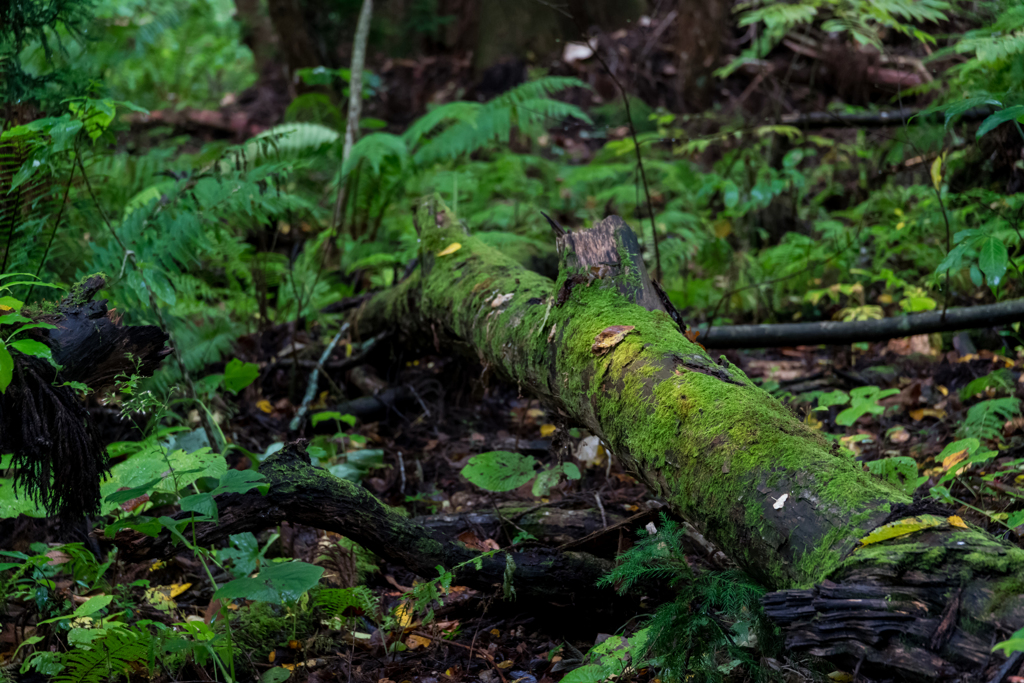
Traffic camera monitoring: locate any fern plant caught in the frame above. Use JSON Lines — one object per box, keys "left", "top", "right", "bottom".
{"left": 599, "top": 515, "right": 777, "bottom": 683}
{"left": 52, "top": 627, "right": 149, "bottom": 683}
{"left": 957, "top": 397, "right": 1021, "bottom": 443}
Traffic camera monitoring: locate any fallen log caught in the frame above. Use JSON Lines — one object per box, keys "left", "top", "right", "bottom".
{"left": 115, "top": 442, "right": 615, "bottom": 603}
{"left": 701, "top": 298, "right": 1024, "bottom": 349}
{"left": 347, "top": 206, "right": 1024, "bottom": 680}
{"left": 1, "top": 276, "right": 169, "bottom": 518}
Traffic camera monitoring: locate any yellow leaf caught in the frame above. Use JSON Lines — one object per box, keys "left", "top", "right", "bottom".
{"left": 713, "top": 219, "right": 732, "bottom": 239}
{"left": 591, "top": 325, "right": 636, "bottom": 356}
{"left": 828, "top": 673, "right": 854, "bottom": 683}
{"left": 282, "top": 664, "right": 295, "bottom": 671}
{"left": 857, "top": 515, "right": 945, "bottom": 548}
{"left": 937, "top": 385, "right": 949, "bottom": 396}
{"left": 497, "top": 660, "right": 514, "bottom": 669}
{"left": 909, "top": 408, "right": 947, "bottom": 421}
{"left": 895, "top": 222, "right": 905, "bottom": 230}
{"left": 167, "top": 583, "right": 191, "bottom": 598}
{"left": 877, "top": 293, "right": 893, "bottom": 304}
{"left": 395, "top": 603, "right": 413, "bottom": 628}
{"left": 947, "top": 515, "right": 968, "bottom": 529}
{"left": 405, "top": 634, "right": 432, "bottom": 650}
{"left": 539, "top": 424, "right": 557, "bottom": 437}
{"left": 490, "top": 629, "right": 501, "bottom": 637}
{"left": 526, "top": 408, "right": 545, "bottom": 418}
{"left": 150, "top": 560, "right": 168, "bottom": 571}
{"left": 0, "top": 305, "right": 11, "bottom": 312}
{"left": 256, "top": 400, "right": 273, "bottom": 414}
{"left": 942, "top": 449, "right": 969, "bottom": 473}
{"left": 436, "top": 242, "right": 462, "bottom": 256}
{"left": 269, "top": 651, "right": 276, "bottom": 663}
{"left": 930, "top": 152, "right": 947, "bottom": 191}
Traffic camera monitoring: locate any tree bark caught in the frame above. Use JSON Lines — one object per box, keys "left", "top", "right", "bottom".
{"left": 701, "top": 298, "right": 1024, "bottom": 349}
{"left": 350, "top": 205, "right": 1024, "bottom": 681}
{"left": 2, "top": 276, "right": 169, "bottom": 518}
{"left": 115, "top": 442, "right": 615, "bottom": 603}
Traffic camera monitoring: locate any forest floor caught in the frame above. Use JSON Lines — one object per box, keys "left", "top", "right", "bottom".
{"left": 7, "top": 321, "right": 1023, "bottom": 683}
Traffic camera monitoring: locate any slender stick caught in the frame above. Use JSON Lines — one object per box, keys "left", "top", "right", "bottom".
{"left": 331, "top": 0, "right": 374, "bottom": 231}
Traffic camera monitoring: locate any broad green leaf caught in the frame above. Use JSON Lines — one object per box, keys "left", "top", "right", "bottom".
{"left": 0, "top": 478, "right": 47, "bottom": 518}
{"left": 224, "top": 358, "right": 260, "bottom": 394}
{"left": 213, "top": 561, "right": 324, "bottom": 604}
{"left": 312, "top": 411, "right": 357, "bottom": 428}
{"left": 976, "top": 105, "right": 1024, "bottom": 139}
{"left": 977, "top": 236, "right": 1008, "bottom": 286}
{"left": 179, "top": 493, "right": 217, "bottom": 520}
{"left": 461, "top": 451, "right": 537, "bottom": 492}
{"left": 104, "top": 478, "right": 162, "bottom": 504}
{"left": 560, "top": 664, "right": 611, "bottom": 683}
{"left": 72, "top": 594, "right": 114, "bottom": 618}
{"left": 213, "top": 469, "right": 268, "bottom": 495}
{"left": 531, "top": 467, "right": 562, "bottom": 497}
{"left": 866, "top": 456, "right": 925, "bottom": 495}
{"left": 262, "top": 668, "right": 293, "bottom": 683}
{"left": 99, "top": 446, "right": 226, "bottom": 515}
{"left": 9, "top": 339, "right": 55, "bottom": 365}
{"left": 993, "top": 627, "right": 1024, "bottom": 657}
{"left": 0, "top": 342, "right": 12, "bottom": 394}
{"left": 562, "top": 462, "right": 581, "bottom": 480}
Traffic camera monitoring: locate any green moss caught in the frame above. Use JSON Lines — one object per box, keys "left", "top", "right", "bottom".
{"left": 361, "top": 221, "right": 912, "bottom": 590}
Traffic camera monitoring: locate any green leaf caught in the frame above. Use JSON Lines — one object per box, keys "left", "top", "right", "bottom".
{"left": 213, "top": 469, "right": 268, "bottom": 496}
{"left": 977, "top": 236, "right": 1008, "bottom": 286}
{"left": 224, "top": 358, "right": 260, "bottom": 394}
{"left": 531, "top": 467, "right": 563, "bottom": 497}
{"left": 461, "top": 451, "right": 537, "bottom": 492}
{"left": 993, "top": 627, "right": 1024, "bottom": 657}
{"left": 72, "top": 594, "right": 114, "bottom": 618}
{"left": 866, "top": 456, "right": 925, "bottom": 495}
{"left": 311, "top": 411, "right": 357, "bottom": 428}
{"left": 0, "top": 342, "right": 12, "bottom": 394}
{"left": 976, "top": 105, "right": 1024, "bottom": 139}
{"left": 562, "top": 462, "right": 582, "bottom": 480}
{"left": 9, "top": 339, "right": 55, "bottom": 365}
{"left": 99, "top": 446, "right": 226, "bottom": 515}
{"left": 262, "top": 668, "right": 293, "bottom": 683}
{"left": 721, "top": 180, "right": 740, "bottom": 210}
{"left": 104, "top": 478, "right": 162, "bottom": 504}
{"left": 179, "top": 492, "right": 217, "bottom": 520}
{"left": 560, "top": 664, "right": 611, "bottom": 683}
{"left": 213, "top": 561, "right": 324, "bottom": 604}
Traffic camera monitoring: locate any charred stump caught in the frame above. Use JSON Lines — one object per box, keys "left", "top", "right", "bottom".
{"left": 1, "top": 276, "right": 169, "bottom": 519}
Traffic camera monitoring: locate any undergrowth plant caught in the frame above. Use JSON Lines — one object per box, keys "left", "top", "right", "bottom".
{"left": 597, "top": 515, "right": 778, "bottom": 683}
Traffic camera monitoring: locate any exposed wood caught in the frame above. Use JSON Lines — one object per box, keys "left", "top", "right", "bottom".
{"left": 3, "top": 276, "right": 168, "bottom": 518}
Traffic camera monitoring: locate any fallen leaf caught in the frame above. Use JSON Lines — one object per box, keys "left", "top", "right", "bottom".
{"left": 947, "top": 515, "right": 968, "bottom": 529}
{"left": 491, "top": 293, "right": 514, "bottom": 308}
{"left": 119, "top": 493, "right": 150, "bottom": 513}
{"left": 713, "top": 219, "right": 732, "bottom": 239}
{"left": 592, "top": 325, "right": 635, "bottom": 356}
{"left": 942, "top": 449, "right": 969, "bottom": 474}
{"left": 910, "top": 408, "right": 947, "bottom": 421}
{"left": 888, "top": 427, "right": 910, "bottom": 444}
{"left": 436, "top": 242, "right": 462, "bottom": 256}
{"left": 256, "top": 399, "right": 273, "bottom": 413}
{"left": 497, "top": 660, "right": 514, "bottom": 669}
{"left": 405, "top": 634, "right": 432, "bottom": 650}
{"left": 937, "top": 385, "right": 949, "bottom": 396}
{"left": 773, "top": 493, "right": 789, "bottom": 510}
{"left": 857, "top": 515, "right": 945, "bottom": 547}
{"left": 490, "top": 629, "right": 501, "bottom": 637}
{"left": 539, "top": 424, "right": 557, "bottom": 437}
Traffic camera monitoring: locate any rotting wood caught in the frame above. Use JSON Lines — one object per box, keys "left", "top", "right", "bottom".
{"left": 349, "top": 204, "right": 1024, "bottom": 681}
{"left": 1, "top": 275, "right": 169, "bottom": 518}
{"left": 114, "top": 442, "right": 616, "bottom": 603}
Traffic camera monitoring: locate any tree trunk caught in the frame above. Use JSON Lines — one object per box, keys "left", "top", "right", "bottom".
{"left": 350, "top": 204, "right": 1024, "bottom": 681}
{"left": 673, "top": 0, "right": 731, "bottom": 109}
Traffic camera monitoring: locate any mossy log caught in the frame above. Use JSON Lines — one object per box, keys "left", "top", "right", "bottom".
{"left": 115, "top": 442, "right": 616, "bottom": 603}
{"left": 351, "top": 207, "right": 1024, "bottom": 681}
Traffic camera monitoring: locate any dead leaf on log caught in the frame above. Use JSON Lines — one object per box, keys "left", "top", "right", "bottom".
{"left": 436, "top": 242, "right": 462, "bottom": 256}
{"left": 909, "top": 407, "right": 946, "bottom": 421}
{"left": 491, "top": 293, "right": 514, "bottom": 308}
{"left": 592, "top": 325, "right": 635, "bottom": 356}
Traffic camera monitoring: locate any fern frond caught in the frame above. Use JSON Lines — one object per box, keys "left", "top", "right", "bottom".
{"left": 316, "top": 586, "right": 379, "bottom": 619}
{"left": 54, "top": 628, "right": 149, "bottom": 683}
{"left": 958, "top": 397, "right": 1021, "bottom": 443}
